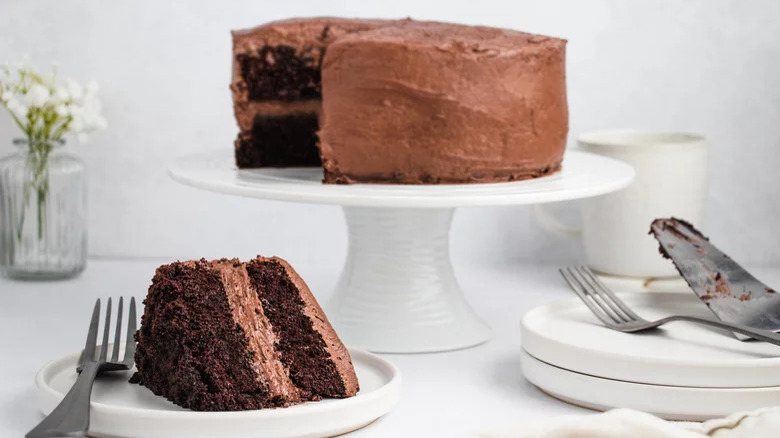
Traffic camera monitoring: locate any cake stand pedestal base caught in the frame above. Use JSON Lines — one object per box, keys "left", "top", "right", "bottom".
{"left": 169, "top": 150, "right": 635, "bottom": 353}
{"left": 326, "top": 206, "right": 491, "bottom": 353}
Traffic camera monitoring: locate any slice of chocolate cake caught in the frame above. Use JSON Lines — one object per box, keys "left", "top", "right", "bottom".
{"left": 230, "top": 17, "right": 395, "bottom": 169}
{"left": 132, "top": 256, "right": 358, "bottom": 411}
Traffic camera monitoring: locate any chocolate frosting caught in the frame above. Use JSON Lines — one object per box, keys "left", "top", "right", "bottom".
{"left": 318, "top": 21, "right": 568, "bottom": 184}
{"left": 208, "top": 256, "right": 359, "bottom": 399}
{"left": 210, "top": 259, "right": 302, "bottom": 403}
{"left": 233, "top": 100, "right": 322, "bottom": 132}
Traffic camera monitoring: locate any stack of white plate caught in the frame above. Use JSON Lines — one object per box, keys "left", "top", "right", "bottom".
{"left": 520, "top": 292, "right": 780, "bottom": 421}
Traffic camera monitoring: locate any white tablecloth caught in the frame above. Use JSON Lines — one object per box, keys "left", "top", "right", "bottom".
{"left": 2, "top": 258, "right": 778, "bottom": 437}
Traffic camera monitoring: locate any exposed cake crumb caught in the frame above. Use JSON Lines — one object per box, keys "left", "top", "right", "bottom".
{"left": 711, "top": 272, "right": 731, "bottom": 297}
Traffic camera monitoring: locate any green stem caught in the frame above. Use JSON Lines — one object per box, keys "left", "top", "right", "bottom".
{"left": 15, "top": 137, "right": 53, "bottom": 242}
{"left": 37, "top": 169, "right": 48, "bottom": 240}
{"left": 16, "top": 181, "right": 29, "bottom": 241}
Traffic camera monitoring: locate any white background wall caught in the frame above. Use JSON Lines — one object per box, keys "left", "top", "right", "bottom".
{"left": 1, "top": 0, "right": 779, "bottom": 271}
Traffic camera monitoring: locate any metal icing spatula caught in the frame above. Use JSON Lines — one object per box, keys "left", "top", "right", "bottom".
{"left": 650, "top": 218, "right": 780, "bottom": 340}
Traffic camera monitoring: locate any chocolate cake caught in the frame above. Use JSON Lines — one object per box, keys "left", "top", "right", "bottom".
{"left": 231, "top": 17, "right": 568, "bottom": 184}
{"left": 230, "top": 18, "right": 395, "bottom": 168}
{"left": 132, "top": 256, "right": 359, "bottom": 411}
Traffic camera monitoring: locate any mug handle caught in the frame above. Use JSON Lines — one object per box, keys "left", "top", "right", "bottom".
{"left": 533, "top": 204, "right": 582, "bottom": 237}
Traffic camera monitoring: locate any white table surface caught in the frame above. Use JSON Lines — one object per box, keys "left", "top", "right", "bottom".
{"left": 2, "top": 258, "right": 778, "bottom": 437}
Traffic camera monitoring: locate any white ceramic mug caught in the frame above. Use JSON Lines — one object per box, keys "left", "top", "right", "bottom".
{"left": 538, "top": 130, "right": 708, "bottom": 278}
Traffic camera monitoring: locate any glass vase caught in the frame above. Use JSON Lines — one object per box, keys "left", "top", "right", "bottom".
{"left": 0, "top": 138, "right": 87, "bottom": 279}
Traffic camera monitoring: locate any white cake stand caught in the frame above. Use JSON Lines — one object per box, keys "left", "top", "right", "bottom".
{"left": 169, "top": 150, "right": 634, "bottom": 353}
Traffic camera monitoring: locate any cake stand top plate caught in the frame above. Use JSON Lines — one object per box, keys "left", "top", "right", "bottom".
{"left": 168, "top": 149, "right": 634, "bottom": 208}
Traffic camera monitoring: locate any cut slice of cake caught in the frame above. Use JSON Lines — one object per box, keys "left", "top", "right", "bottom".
{"left": 132, "top": 256, "right": 358, "bottom": 411}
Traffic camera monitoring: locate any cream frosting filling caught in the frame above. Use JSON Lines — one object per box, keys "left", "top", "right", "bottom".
{"left": 233, "top": 100, "right": 322, "bottom": 132}
{"left": 211, "top": 260, "right": 301, "bottom": 403}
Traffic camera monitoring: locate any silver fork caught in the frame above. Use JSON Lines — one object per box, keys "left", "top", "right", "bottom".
{"left": 560, "top": 266, "right": 780, "bottom": 346}
{"left": 27, "top": 297, "right": 137, "bottom": 438}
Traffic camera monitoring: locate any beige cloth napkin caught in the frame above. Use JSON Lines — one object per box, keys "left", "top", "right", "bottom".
{"left": 475, "top": 407, "right": 780, "bottom": 438}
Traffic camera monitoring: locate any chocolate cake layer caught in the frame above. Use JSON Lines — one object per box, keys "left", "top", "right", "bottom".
{"left": 247, "top": 257, "right": 358, "bottom": 398}
{"left": 235, "top": 113, "right": 321, "bottom": 168}
{"left": 133, "top": 260, "right": 272, "bottom": 411}
{"left": 133, "top": 257, "right": 359, "bottom": 411}
{"left": 237, "top": 45, "right": 322, "bottom": 102}
{"left": 319, "top": 21, "right": 568, "bottom": 184}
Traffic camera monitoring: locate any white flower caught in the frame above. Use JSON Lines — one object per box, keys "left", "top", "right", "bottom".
{"left": 67, "top": 80, "right": 83, "bottom": 100}
{"left": 81, "top": 113, "right": 96, "bottom": 130}
{"left": 82, "top": 93, "right": 101, "bottom": 110}
{"left": 6, "top": 97, "right": 18, "bottom": 111}
{"left": 55, "top": 88, "right": 70, "bottom": 102}
{"left": 1, "top": 61, "right": 106, "bottom": 142}
{"left": 25, "top": 84, "right": 50, "bottom": 107}
{"left": 69, "top": 114, "right": 84, "bottom": 132}
{"left": 6, "top": 98, "right": 28, "bottom": 119}
{"left": 16, "top": 106, "right": 29, "bottom": 119}
{"left": 76, "top": 133, "right": 88, "bottom": 143}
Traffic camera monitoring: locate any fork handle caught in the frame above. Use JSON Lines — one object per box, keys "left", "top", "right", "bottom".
{"left": 659, "top": 315, "right": 780, "bottom": 346}
{"left": 26, "top": 362, "right": 101, "bottom": 438}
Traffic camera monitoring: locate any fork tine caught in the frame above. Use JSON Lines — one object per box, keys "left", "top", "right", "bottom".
{"left": 124, "top": 297, "right": 137, "bottom": 366}
{"left": 99, "top": 298, "right": 112, "bottom": 362}
{"left": 580, "top": 266, "right": 641, "bottom": 320}
{"left": 567, "top": 267, "right": 625, "bottom": 324}
{"left": 79, "top": 299, "right": 101, "bottom": 366}
{"left": 574, "top": 266, "right": 632, "bottom": 322}
{"left": 111, "top": 297, "right": 124, "bottom": 362}
{"left": 559, "top": 268, "right": 617, "bottom": 326}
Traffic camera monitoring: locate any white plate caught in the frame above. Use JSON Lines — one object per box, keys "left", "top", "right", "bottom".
{"left": 521, "top": 292, "right": 780, "bottom": 388}
{"left": 521, "top": 350, "right": 780, "bottom": 421}
{"left": 167, "top": 149, "right": 635, "bottom": 208}
{"left": 35, "top": 348, "right": 401, "bottom": 438}
{"left": 597, "top": 274, "right": 691, "bottom": 294}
